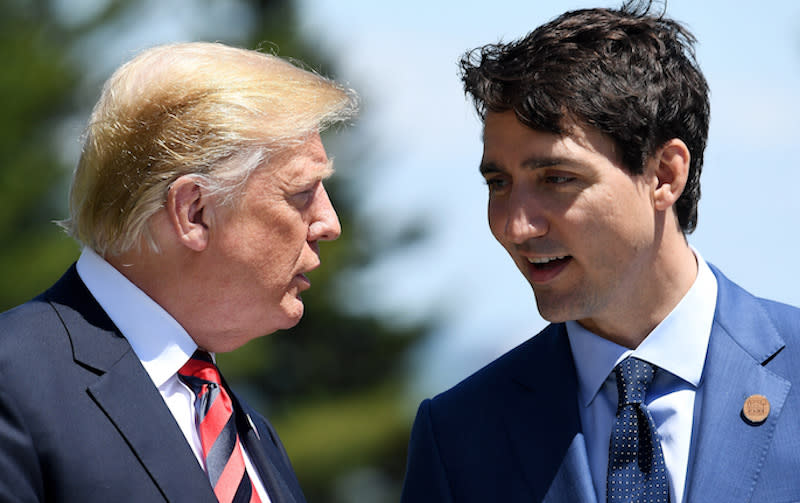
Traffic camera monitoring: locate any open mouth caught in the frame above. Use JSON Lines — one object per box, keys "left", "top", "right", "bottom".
{"left": 527, "top": 255, "right": 571, "bottom": 270}
{"left": 525, "top": 255, "right": 572, "bottom": 283}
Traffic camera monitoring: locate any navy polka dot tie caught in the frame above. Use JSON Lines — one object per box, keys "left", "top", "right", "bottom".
{"left": 607, "top": 357, "right": 670, "bottom": 503}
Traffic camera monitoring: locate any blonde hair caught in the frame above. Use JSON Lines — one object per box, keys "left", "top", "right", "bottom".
{"left": 61, "top": 41, "right": 358, "bottom": 256}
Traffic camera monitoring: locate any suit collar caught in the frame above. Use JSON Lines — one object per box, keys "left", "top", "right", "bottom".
{"left": 505, "top": 324, "right": 598, "bottom": 503}
{"left": 76, "top": 248, "right": 198, "bottom": 385}
{"left": 44, "top": 265, "right": 218, "bottom": 502}
{"left": 684, "top": 265, "right": 789, "bottom": 503}
{"left": 44, "top": 264, "right": 130, "bottom": 373}
{"left": 705, "top": 264, "right": 784, "bottom": 364}
{"left": 88, "top": 351, "right": 217, "bottom": 502}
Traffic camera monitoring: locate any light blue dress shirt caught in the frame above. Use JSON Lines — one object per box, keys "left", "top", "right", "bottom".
{"left": 566, "top": 250, "right": 717, "bottom": 503}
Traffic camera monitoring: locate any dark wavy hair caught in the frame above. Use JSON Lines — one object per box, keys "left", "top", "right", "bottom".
{"left": 460, "top": 0, "right": 709, "bottom": 233}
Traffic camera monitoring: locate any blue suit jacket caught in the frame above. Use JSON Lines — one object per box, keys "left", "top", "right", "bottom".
{"left": 401, "top": 266, "right": 800, "bottom": 502}
{"left": 0, "top": 265, "right": 307, "bottom": 503}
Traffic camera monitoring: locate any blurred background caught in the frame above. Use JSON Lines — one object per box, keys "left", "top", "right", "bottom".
{"left": 1, "top": 0, "right": 798, "bottom": 501}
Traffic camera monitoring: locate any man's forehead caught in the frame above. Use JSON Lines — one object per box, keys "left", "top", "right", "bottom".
{"left": 271, "top": 154, "right": 334, "bottom": 185}
{"left": 482, "top": 112, "right": 616, "bottom": 156}
{"left": 482, "top": 110, "right": 579, "bottom": 138}
{"left": 265, "top": 133, "right": 330, "bottom": 168}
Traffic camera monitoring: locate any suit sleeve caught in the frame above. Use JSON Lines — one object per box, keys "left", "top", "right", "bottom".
{"left": 400, "top": 399, "right": 455, "bottom": 503}
{"left": 0, "top": 376, "right": 43, "bottom": 502}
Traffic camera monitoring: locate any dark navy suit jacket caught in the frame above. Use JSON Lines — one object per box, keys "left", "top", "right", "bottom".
{"left": 0, "top": 265, "right": 306, "bottom": 503}
{"left": 401, "top": 266, "right": 800, "bottom": 502}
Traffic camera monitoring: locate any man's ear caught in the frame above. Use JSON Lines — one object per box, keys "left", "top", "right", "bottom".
{"left": 166, "top": 175, "right": 211, "bottom": 252}
{"left": 652, "top": 138, "right": 690, "bottom": 212}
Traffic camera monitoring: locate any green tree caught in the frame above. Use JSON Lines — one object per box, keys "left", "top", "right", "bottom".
{"left": 0, "top": 0, "right": 425, "bottom": 501}
{"left": 0, "top": 1, "right": 82, "bottom": 308}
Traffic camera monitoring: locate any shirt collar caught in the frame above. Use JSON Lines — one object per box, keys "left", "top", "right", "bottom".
{"left": 567, "top": 248, "right": 718, "bottom": 407}
{"left": 76, "top": 247, "right": 199, "bottom": 387}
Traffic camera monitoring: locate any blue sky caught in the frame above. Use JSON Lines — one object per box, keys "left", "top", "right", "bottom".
{"left": 296, "top": 0, "right": 800, "bottom": 392}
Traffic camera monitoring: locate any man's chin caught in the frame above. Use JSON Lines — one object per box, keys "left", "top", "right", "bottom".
{"left": 532, "top": 293, "right": 574, "bottom": 324}
{"left": 277, "top": 296, "right": 305, "bottom": 329}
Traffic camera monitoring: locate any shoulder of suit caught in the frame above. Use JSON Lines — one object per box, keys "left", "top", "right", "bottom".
{"left": 713, "top": 263, "right": 800, "bottom": 333}
{"left": 0, "top": 296, "right": 64, "bottom": 341}
{"left": 757, "top": 296, "right": 800, "bottom": 335}
{"left": 0, "top": 264, "right": 82, "bottom": 329}
{"left": 0, "top": 267, "right": 86, "bottom": 364}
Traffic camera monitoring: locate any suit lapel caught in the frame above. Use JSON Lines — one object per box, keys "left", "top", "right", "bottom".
{"left": 684, "top": 267, "right": 790, "bottom": 503}
{"left": 503, "top": 325, "right": 597, "bottom": 503}
{"left": 234, "top": 395, "right": 304, "bottom": 503}
{"left": 87, "top": 352, "right": 217, "bottom": 503}
{"left": 48, "top": 266, "right": 216, "bottom": 503}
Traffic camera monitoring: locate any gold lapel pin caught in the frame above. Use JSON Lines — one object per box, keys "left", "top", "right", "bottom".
{"left": 742, "top": 394, "right": 770, "bottom": 425}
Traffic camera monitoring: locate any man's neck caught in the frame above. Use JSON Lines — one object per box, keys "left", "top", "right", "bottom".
{"left": 579, "top": 239, "right": 698, "bottom": 349}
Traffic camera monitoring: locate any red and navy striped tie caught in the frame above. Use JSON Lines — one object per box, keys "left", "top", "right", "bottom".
{"left": 179, "top": 350, "right": 262, "bottom": 503}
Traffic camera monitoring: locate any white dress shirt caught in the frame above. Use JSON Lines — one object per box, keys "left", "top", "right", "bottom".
{"left": 566, "top": 250, "right": 717, "bottom": 503}
{"left": 76, "top": 248, "right": 271, "bottom": 502}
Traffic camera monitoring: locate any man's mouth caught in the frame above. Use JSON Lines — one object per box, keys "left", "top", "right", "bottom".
{"left": 524, "top": 255, "right": 572, "bottom": 283}
{"left": 295, "top": 272, "right": 311, "bottom": 289}
{"left": 527, "top": 255, "right": 570, "bottom": 269}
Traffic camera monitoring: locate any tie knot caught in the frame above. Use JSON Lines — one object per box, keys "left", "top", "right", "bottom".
{"left": 178, "top": 350, "right": 222, "bottom": 392}
{"left": 614, "top": 357, "right": 655, "bottom": 406}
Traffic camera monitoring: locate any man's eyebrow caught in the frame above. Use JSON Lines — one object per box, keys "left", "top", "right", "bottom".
{"left": 521, "top": 156, "right": 575, "bottom": 169}
{"left": 479, "top": 156, "right": 576, "bottom": 176}
{"left": 320, "top": 159, "right": 335, "bottom": 179}
{"left": 479, "top": 161, "right": 501, "bottom": 176}
{"left": 289, "top": 159, "right": 334, "bottom": 190}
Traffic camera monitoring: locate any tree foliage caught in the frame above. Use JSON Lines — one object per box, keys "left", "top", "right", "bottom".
{"left": 0, "top": 1, "right": 82, "bottom": 308}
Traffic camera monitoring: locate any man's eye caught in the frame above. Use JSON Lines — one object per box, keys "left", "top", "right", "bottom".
{"left": 484, "top": 177, "right": 508, "bottom": 193}
{"left": 545, "top": 175, "right": 574, "bottom": 184}
{"left": 290, "top": 189, "right": 314, "bottom": 207}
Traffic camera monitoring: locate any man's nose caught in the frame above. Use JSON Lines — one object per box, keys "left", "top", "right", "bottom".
{"left": 308, "top": 184, "right": 341, "bottom": 242}
{"left": 504, "top": 193, "right": 548, "bottom": 245}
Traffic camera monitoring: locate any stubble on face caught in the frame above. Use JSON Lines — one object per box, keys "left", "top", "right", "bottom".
{"left": 482, "top": 112, "right": 664, "bottom": 341}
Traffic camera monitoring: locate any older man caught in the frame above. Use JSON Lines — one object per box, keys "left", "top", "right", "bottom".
{"left": 0, "top": 42, "right": 356, "bottom": 503}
